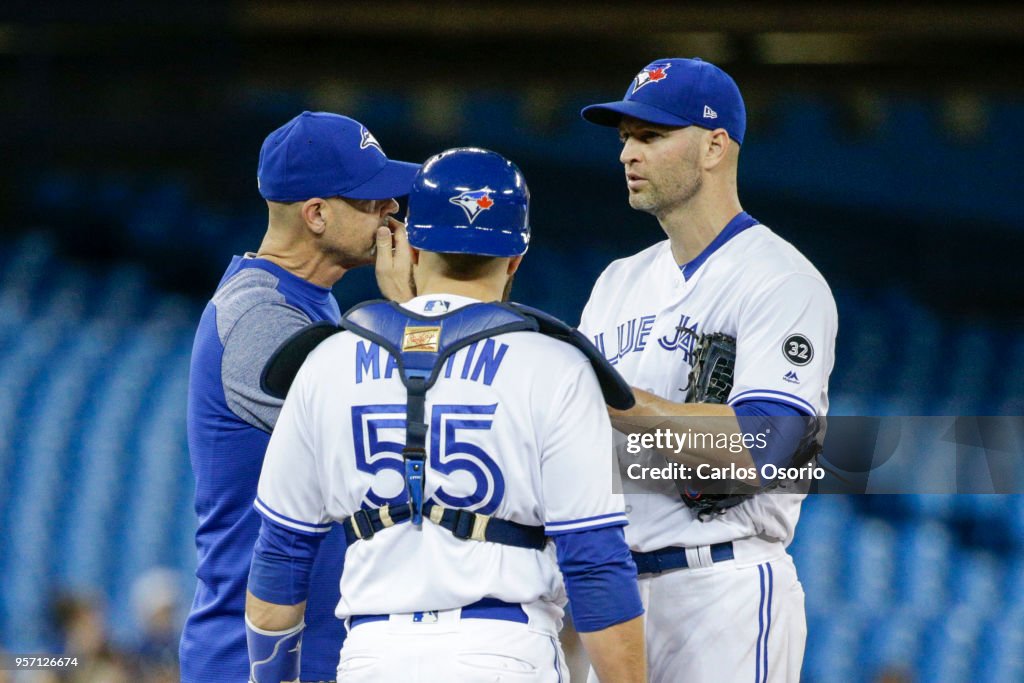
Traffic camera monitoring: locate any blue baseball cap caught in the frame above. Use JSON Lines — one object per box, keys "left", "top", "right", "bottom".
{"left": 257, "top": 111, "right": 420, "bottom": 202}
{"left": 581, "top": 58, "right": 746, "bottom": 145}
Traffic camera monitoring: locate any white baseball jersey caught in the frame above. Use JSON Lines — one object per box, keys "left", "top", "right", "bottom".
{"left": 580, "top": 214, "right": 837, "bottom": 552}
{"left": 256, "top": 294, "right": 626, "bottom": 622}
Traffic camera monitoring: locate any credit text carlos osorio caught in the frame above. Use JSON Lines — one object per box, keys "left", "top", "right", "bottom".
{"left": 626, "top": 462, "right": 825, "bottom": 482}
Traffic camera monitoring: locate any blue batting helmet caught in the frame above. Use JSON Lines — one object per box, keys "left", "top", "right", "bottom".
{"left": 406, "top": 148, "right": 530, "bottom": 257}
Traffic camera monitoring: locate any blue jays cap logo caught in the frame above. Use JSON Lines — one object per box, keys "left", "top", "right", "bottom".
{"left": 631, "top": 63, "right": 672, "bottom": 93}
{"left": 359, "top": 126, "right": 383, "bottom": 154}
{"left": 449, "top": 188, "right": 495, "bottom": 223}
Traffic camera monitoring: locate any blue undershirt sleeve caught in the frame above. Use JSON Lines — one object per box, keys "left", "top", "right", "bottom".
{"left": 554, "top": 525, "right": 643, "bottom": 632}
{"left": 247, "top": 515, "right": 325, "bottom": 606}
{"left": 733, "top": 399, "right": 811, "bottom": 470}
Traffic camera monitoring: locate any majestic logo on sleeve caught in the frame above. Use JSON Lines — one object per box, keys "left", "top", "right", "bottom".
{"left": 783, "top": 334, "right": 814, "bottom": 366}
{"left": 449, "top": 188, "right": 495, "bottom": 223}
{"left": 359, "top": 126, "right": 384, "bottom": 154}
{"left": 631, "top": 63, "right": 671, "bottom": 93}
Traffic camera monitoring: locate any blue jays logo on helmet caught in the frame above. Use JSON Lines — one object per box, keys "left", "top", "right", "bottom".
{"left": 449, "top": 188, "right": 495, "bottom": 224}
{"left": 359, "top": 126, "right": 383, "bottom": 154}
{"left": 406, "top": 147, "right": 530, "bottom": 258}
{"left": 631, "top": 62, "right": 672, "bottom": 94}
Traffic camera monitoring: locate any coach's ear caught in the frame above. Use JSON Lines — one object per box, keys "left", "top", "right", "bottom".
{"left": 507, "top": 255, "right": 523, "bottom": 275}
{"left": 301, "top": 198, "right": 329, "bottom": 235}
{"left": 702, "top": 128, "right": 731, "bottom": 171}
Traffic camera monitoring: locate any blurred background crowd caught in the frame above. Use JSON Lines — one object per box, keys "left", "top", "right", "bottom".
{"left": 0, "top": 2, "right": 1021, "bottom": 681}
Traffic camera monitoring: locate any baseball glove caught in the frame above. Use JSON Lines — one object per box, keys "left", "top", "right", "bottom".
{"left": 684, "top": 332, "right": 736, "bottom": 405}
{"left": 679, "top": 332, "right": 746, "bottom": 518}
{"left": 679, "top": 331, "right": 823, "bottom": 520}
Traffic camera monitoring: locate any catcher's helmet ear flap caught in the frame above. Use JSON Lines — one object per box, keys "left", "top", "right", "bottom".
{"left": 406, "top": 147, "right": 530, "bottom": 257}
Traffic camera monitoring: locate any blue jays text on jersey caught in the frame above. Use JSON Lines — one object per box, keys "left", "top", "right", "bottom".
{"left": 592, "top": 313, "right": 703, "bottom": 366}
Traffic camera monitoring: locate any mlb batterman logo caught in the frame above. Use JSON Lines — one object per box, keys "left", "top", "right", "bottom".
{"left": 449, "top": 188, "right": 495, "bottom": 223}
{"left": 631, "top": 63, "right": 672, "bottom": 93}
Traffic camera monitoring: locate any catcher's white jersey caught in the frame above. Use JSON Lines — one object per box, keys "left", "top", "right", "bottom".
{"left": 580, "top": 216, "right": 837, "bottom": 552}
{"left": 257, "top": 294, "right": 626, "bottom": 621}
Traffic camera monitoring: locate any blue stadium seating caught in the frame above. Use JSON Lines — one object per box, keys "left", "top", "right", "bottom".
{"left": 0, "top": 235, "right": 198, "bottom": 648}
{"left": 0, "top": 224, "right": 1021, "bottom": 681}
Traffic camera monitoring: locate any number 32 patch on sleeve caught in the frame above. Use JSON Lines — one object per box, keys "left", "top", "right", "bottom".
{"left": 783, "top": 334, "right": 814, "bottom": 366}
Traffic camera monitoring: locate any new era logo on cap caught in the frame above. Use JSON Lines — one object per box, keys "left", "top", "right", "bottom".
{"left": 703, "top": 105, "right": 718, "bottom": 119}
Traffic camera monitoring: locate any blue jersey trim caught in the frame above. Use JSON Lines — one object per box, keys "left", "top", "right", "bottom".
{"left": 254, "top": 497, "right": 333, "bottom": 536}
{"left": 546, "top": 518, "right": 629, "bottom": 537}
{"left": 756, "top": 564, "right": 766, "bottom": 683}
{"left": 764, "top": 563, "right": 774, "bottom": 682}
{"left": 546, "top": 512, "right": 628, "bottom": 528}
{"left": 549, "top": 635, "right": 563, "bottom": 683}
{"left": 730, "top": 389, "right": 815, "bottom": 416}
{"left": 680, "top": 211, "right": 759, "bottom": 281}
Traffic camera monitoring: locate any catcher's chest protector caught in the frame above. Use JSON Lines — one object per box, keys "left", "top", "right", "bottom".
{"left": 339, "top": 299, "right": 634, "bottom": 546}
{"left": 260, "top": 299, "right": 633, "bottom": 545}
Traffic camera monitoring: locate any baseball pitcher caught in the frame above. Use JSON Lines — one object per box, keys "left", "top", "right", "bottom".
{"left": 579, "top": 58, "right": 838, "bottom": 682}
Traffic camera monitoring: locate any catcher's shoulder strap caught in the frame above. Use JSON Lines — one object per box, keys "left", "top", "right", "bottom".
{"left": 260, "top": 319, "right": 341, "bottom": 398}
{"left": 261, "top": 300, "right": 635, "bottom": 410}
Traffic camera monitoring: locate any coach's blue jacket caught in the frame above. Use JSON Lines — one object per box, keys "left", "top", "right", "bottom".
{"left": 181, "top": 255, "right": 345, "bottom": 682}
